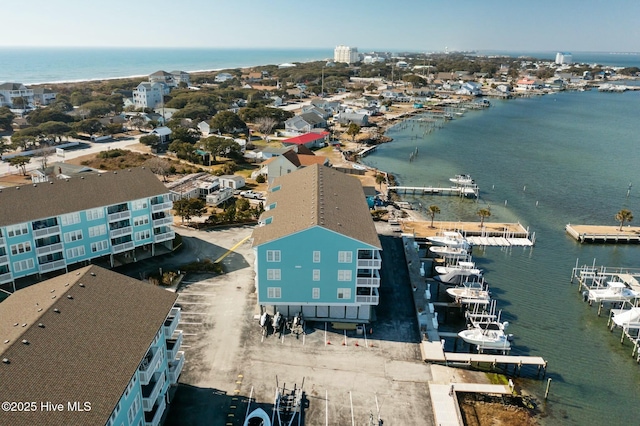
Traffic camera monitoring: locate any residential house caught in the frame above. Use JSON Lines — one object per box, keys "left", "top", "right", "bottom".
{"left": 252, "top": 164, "right": 382, "bottom": 321}
{"left": 256, "top": 146, "right": 292, "bottom": 160}
{"left": 197, "top": 121, "right": 213, "bottom": 135}
{"left": 301, "top": 105, "right": 332, "bottom": 120}
{"left": 253, "top": 146, "right": 329, "bottom": 184}
{"left": 281, "top": 132, "right": 329, "bottom": 150}
{"left": 170, "top": 70, "right": 190, "bottom": 86}
{"left": 151, "top": 126, "right": 172, "bottom": 143}
{"left": 284, "top": 112, "right": 327, "bottom": 134}
{"left": 31, "top": 87, "right": 57, "bottom": 106}
{"left": 335, "top": 112, "right": 369, "bottom": 126}
{"left": 133, "top": 82, "right": 164, "bottom": 109}
{"left": 0, "top": 83, "right": 34, "bottom": 108}
{"left": 218, "top": 175, "right": 245, "bottom": 190}
{"left": 0, "top": 167, "right": 174, "bottom": 286}
{"left": 214, "top": 73, "right": 234, "bottom": 83}
{"left": 271, "top": 96, "right": 283, "bottom": 107}
{"left": 515, "top": 77, "right": 539, "bottom": 92}
{"left": 206, "top": 187, "right": 234, "bottom": 206}
{"left": 0, "top": 265, "right": 184, "bottom": 426}
{"left": 166, "top": 173, "right": 219, "bottom": 201}
{"left": 457, "top": 82, "right": 483, "bottom": 96}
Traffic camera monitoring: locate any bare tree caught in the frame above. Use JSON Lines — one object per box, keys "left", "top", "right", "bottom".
{"left": 35, "top": 146, "right": 56, "bottom": 170}
{"left": 255, "top": 117, "right": 278, "bottom": 139}
{"left": 144, "top": 156, "right": 172, "bottom": 182}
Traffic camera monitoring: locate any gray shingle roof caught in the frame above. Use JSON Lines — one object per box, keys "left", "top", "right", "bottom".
{"left": 252, "top": 164, "right": 381, "bottom": 249}
{"left": 0, "top": 167, "right": 168, "bottom": 227}
{"left": 0, "top": 265, "right": 178, "bottom": 426}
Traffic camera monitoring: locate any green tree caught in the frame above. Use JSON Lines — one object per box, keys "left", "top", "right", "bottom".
{"left": 27, "top": 108, "right": 74, "bottom": 126}
{"left": 12, "top": 97, "right": 28, "bottom": 109}
{"left": 203, "top": 136, "right": 242, "bottom": 162}
{"left": 615, "top": 209, "right": 633, "bottom": 231}
{"left": 346, "top": 123, "right": 361, "bottom": 142}
{"left": 140, "top": 134, "right": 161, "bottom": 148}
{"left": 427, "top": 205, "right": 440, "bottom": 228}
{"left": 0, "top": 137, "right": 10, "bottom": 157}
{"left": 209, "top": 111, "right": 246, "bottom": 134}
{"left": 0, "top": 107, "right": 15, "bottom": 131}
{"left": 79, "top": 100, "right": 112, "bottom": 118}
{"left": 73, "top": 118, "right": 104, "bottom": 136}
{"left": 8, "top": 156, "right": 30, "bottom": 175}
{"left": 168, "top": 125, "right": 200, "bottom": 144}
{"left": 477, "top": 208, "right": 491, "bottom": 228}
{"left": 375, "top": 173, "right": 386, "bottom": 190}
{"left": 173, "top": 197, "right": 206, "bottom": 224}
{"left": 38, "top": 121, "right": 72, "bottom": 143}
{"left": 168, "top": 140, "right": 197, "bottom": 162}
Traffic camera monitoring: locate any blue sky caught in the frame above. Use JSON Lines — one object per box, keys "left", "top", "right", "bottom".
{"left": 5, "top": 0, "right": 639, "bottom": 52}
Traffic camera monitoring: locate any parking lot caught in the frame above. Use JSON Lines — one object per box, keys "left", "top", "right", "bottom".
{"left": 164, "top": 226, "right": 436, "bottom": 426}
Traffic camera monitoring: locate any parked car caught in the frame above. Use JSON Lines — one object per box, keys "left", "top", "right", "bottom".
{"left": 241, "top": 190, "right": 263, "bottom": 200}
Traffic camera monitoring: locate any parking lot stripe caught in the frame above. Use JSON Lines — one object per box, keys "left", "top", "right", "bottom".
{"left": 214, "top": 234, "right": 251, "bottom": 263}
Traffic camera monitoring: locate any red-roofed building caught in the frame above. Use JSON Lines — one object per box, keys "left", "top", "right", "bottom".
{"left": 281, "top": 131, "right": 329, "bottom": 149}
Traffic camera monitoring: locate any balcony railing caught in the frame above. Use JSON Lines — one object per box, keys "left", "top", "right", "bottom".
{"left": 108, "top": 210, "right": 131, "bottom": 222}
{"left": 112, "top": 241, "right": 135, "bottom": 254}
{"left": 109, "top": 226, "right": 132, "bottom": 239}
{"left": 39, "top": 259, "right": 66, "bottom": 274}
{"left": 164, "top": 307, "right": 180, "bottom": 338}
{"left": 0, "top": 272, "right": 12, "bottom": 284}
{"left": 356, "top": 276, "right": 381, "bottom": 287}
{"left": 357, "top": 258, "right": 382, "bottom": 269}
{"left": 0, "top": 255, "right": 7, "bottom": 265}
{"left": 355, "top": 288, "right": 379, "bottom": 305}
{"left": 138, "top": 349, "right": 163, "bottom": 386}
{"left": 142, "top": 373, "right": 165, "bottom": 412}
{"left": 35, "top": 242, "right": 64, "bottom": 256}
{"left": 167, "top": 351, "right": 185, "bottom": 385}
{"left": 154, "top": 231, "right": 175, "bottom": 244}
{"left": 33, "top": 225, "right": 61, "bottom": 238}
{"left": 151, "top": 202, "right": 173, "bottom": 213}
{"left": 166, "top": 331, "right": 183, "bottom": 361}
{"left": 153, "top": 216, "right": 173, "bottom": 227}
{"left": 144, "top": 397, "right": 166, "bottom": 426}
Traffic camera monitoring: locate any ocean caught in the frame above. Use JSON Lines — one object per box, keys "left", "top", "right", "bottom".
{"left": 0, "top": 47, "right": 333, "bottom": 85}
{"left": 361, "top": 89, "right": 640, "bottom": 425}
{"left": 1, "top": 48, "right": 638, "bottom": 86}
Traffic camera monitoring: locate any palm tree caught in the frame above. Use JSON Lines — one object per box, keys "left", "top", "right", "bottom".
{"left": 615, "top": 209, "right": 633, "bottom": 231}
{"left": 375, "top": 173, "right": 386, "bottom": 190}
{"left": 427, "top": 205, "right": 440, "bottom": 228}
{"left": 477, "top": 208, "right": 491, "bottom": 228}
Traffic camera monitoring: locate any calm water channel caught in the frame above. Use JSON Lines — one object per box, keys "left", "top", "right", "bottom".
{"left": 362, "top": 88, "right": 640, "bottom": 425}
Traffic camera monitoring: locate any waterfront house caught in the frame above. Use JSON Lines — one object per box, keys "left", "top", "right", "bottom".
{"left": 133, "top": 82, "right": 164, "bottom": 109}
{"left": 335, "top": 112, "right": 369, "bottom": 127}
{"left": 170, "top": 70, "right": 190, "bottom": 86}
{"left": 284, "top": 112, "right": 327, "bottom": 134}
{"left": 149, "top": 70, "right": 176, "bottom": 88}
{"left": 31, "top": 87, "right": 57, "bottom": 106}
{"left": 0, "top": 167, "right": 174, "bottom": 288}
{"left": 251, "top": 164, "right": 382, "bottom": 321}
{"left": 515, "top": 77, "right": 539, "bottom": 92}
{"left": 214, "top": 72, "right": 234, "bottom": 83}
{"left": 0, "top": 265, "right": 184, "bottom": 426}
{"left": 0, "top": 83, "right": 34, "bottom": 108}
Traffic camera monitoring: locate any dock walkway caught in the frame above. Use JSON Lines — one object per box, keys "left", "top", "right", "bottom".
{"left": 566, "top": 224, "right": 640, "bottom": 244}
{"left": 389, "top": 185, "right": 479, "bottom": 199}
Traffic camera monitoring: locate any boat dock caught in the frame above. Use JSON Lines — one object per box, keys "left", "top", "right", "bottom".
{"left": 388, "top": 184, "right": 479, "bottom": 199}
{"left": 403, "top": 235, "right": 548, "bottom": 377}
{"left": 403, "top": 221, "right": 535, "bottom": 247}
{"left": 571, "top": 262, "right": 640, "bottom": 362}
{"left": 420, "top": 341, "right": 548, "bottom": 377}
{"left": 566, "top": 224, "right": 640, "bottom": 244}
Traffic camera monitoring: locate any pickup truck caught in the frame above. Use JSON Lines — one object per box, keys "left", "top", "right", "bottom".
{"left": 240, "top": 190, "right": 263, "bottom": 200}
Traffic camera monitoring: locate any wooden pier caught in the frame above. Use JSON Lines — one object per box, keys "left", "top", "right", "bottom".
{"left": 388, "top": 184, "right": 479, "bottom": 199}
{"left": 403, "top": 220, "right": 535, "bottom": 247}
{"left": 566, "top": 224, "right": 640, "bottom": 244}
{"left": 421, "top": 341, "right": 548, "bottom": 377}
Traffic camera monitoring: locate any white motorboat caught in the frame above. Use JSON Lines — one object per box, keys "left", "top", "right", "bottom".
{"left": 612, "top": 307, "right": 640, "bottom": 328}
{"left": 434, "top": 261, "right": 483, "bottom": 284}
{"left": 429, "top": 245, "right": 471, "bottom": 262}
{"left": 450, "top": 174, "right": 474, "bottom": 186}
{"left": 446, "top": 280, "right": 490, "bottom": 304}
{"left": 458, "top": 322, "right": 511, "bottom": 351}
{"left": 426, "top": 231, "right": 471, "bottom": 250}
{"left": 243, "top": 408, "right": 271, "bottom": 426}
{"left": 586, "top": 281, "right": 639, "bottom": 304}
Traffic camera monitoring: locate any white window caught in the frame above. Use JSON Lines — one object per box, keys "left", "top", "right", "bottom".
{"left": 135, "top": 230, "right": 151, "bottom": 241}
{"left": 88, "top": 224, "right": 107, "bottom": 238}
{"left": 266, "top": 250, "right": 281, "bottom": 262}
{"left": 133, "top": 216, "right": 150, "bottom": 227}
{"left": 10, "top": 242, "right": 31, "bottom": 255}
{"left": 91, "top": 240, "right": 109, "bottom": 253}
{"left": 267, "top": 269, "right": 281, "bottom": 280}
{"left": 338, "top": 251, "right": 353, "bottom": 263}
{"left": 127, "top": 394, "right": 140, "bottom": 424}
{"left": 60, "top": 212, "right": 81, "bottom": 226}
{"left": 132, "top": 199, "right": 148, "bottom": 210}
{"left": 66, "top": 246, "right": 86, "bottom": 259}
{"left": 64, "top": 230, "right": 83, "bottom": 243}
{"left": 13, "top": 258, "right": 34, "bottom": 272}
{"left": 85, "top": 208, "right": 105, "bottom": 221}
{"left": 338, "top": 270, "right": 352, "bottom": 281}
{"left": 313, "top": 269, "right": 320, "bottom": 281}
{"left": 312, "top": 288, "right": 320, "bottom": 299}
{"left": 313, "top": 251, "right": 321, "bottom": 263}
{"left": 267, "top": 287, "right": 281, "bottom": 298}
{"left": 6, "top": 223, "right": 28, "bottom": 237}
{"left": 337, "top": 288, "right": 351, "bottom": 299}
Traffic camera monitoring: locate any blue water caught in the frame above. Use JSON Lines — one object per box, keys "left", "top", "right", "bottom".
{"left": 0, "top": 47, "right": 332, "bottom": 84}
{"left": 362, "top": 89, "right": 640, "bottom": 425}
{"left": 1, "top": 48, "right": 638, "bottom": 86}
